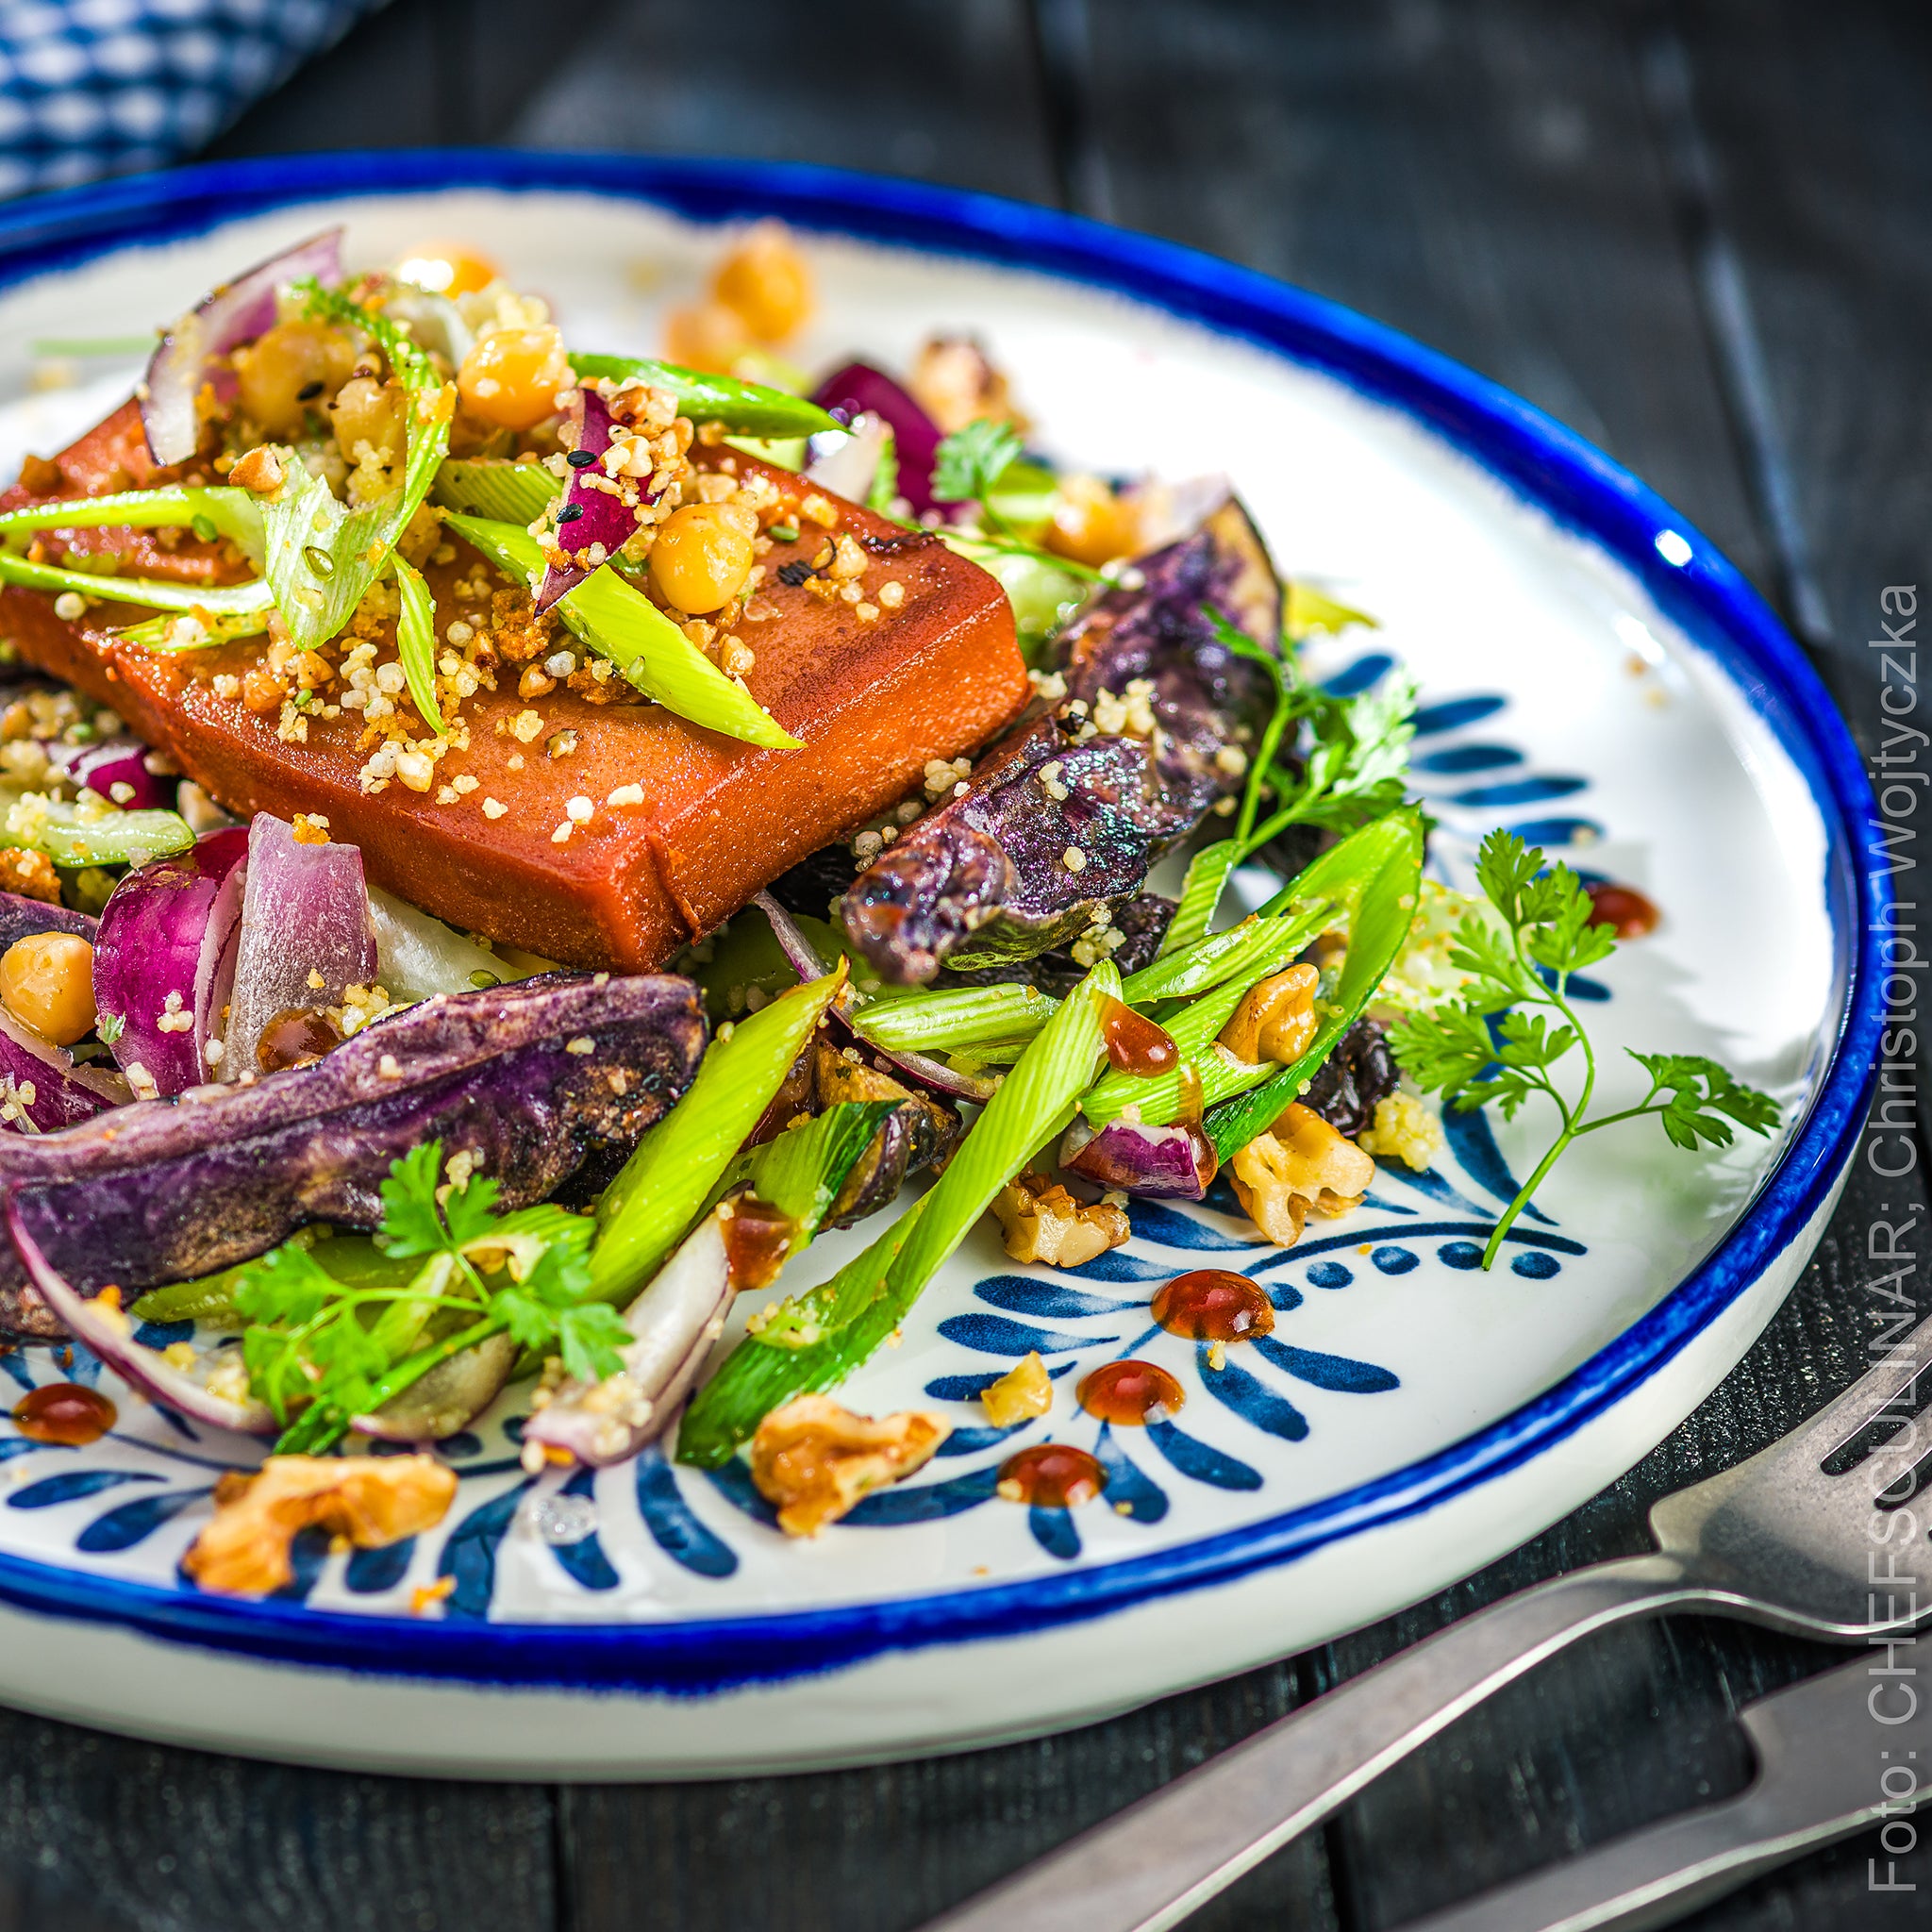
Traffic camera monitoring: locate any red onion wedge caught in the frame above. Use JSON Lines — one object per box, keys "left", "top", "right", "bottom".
{"left": 535, "top": 385, "right": 633, "bottom": 613}
{"left": 522, "top": 1208, "right": 732, "bottom": 1469}
{"left": 810, "top": 362, "right": 944, "bottom": 515}
{"left": 49, "top": 735, "right": 166, "bottom": 812}
{"left": 141, "top": 227, "right": 344, "bottom": 467}
{"left": 1060, "top": 1115, "right": 1218, "bottom": 1201}
{"left": 752, "top": 891, "right": 993, "bottom": 1104}
{"left": 92, "top": 826, "right": 248, "bottom": 1098}
{"left": 4, "top": 1197, "right": 274, "bottom": 1435}
{"left": 0, "top": 892, "right": 94, "bottom": 950}
{"left": 0, "top": 1012, "right": 126, "bottom": 1133}
{"left": 221, "top": 814, "right": 375, "bottom": 1082}
{"left": 803, "top": 410, "right": 893, "bottom": 504}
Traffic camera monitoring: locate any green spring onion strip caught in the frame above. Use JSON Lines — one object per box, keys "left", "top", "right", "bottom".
{"left": 1160, "top": 841, "right": 1242, "bottom": 958}
{"left": 854, "top": 981, "right": 1060, "bottom": 1056}
{"left": 391, "top": 553, "right": 445, "bottom": 735}
{"left": 588, "top": 968, "right": 846, "bottom": 1307}
{"left": 112, "top": 608, "right": 268, "bottom": 652}
{"left": 431, "top": 458, "right": 558, "bottom": 527}
{"left": 676, "top": 963, "right": 1117, "bottom": 1468}
{"left": 1119, "top": 907, "right": 1331, "bottom": 1006}
{"left": 568, "top": 353, "right": 839, "bottom": 439}
{"left": 1202, "top": 807, "right": 1425, "bottom": 1159}
{"left": 0, "top": 548, "right": 275, "bottom": 617}
{"left": 441, "top": 510, "right": 801, "bottom": 750}
{"left": 708, "top": 1098, "right": 900, "bottom": 1240}
{"left": 5, "top": 794, "right": 194, "bottom": 866}
{"left": 0, "top": 485, "right": 264, "bottom": 563}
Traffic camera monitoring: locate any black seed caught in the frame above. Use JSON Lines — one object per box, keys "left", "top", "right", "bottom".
{"left": 566, "top": 449, "right": 596, "bottom": 467}
{"left": 296, "top": 379, "right": 325, "bottom": 402}
{"left": 776, "top": 559, "right": 816, "bottom": 588}
{"left": 557, "top": 503, "right": 585, "bottom": 524}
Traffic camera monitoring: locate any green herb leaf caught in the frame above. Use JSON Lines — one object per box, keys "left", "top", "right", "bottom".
{"left": 930, "top": 419, "right": 1024, "bottom": 507}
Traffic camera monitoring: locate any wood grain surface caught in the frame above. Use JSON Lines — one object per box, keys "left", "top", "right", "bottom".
{"left": 0, "top": 3, "right": 1910, "bottom": 1928}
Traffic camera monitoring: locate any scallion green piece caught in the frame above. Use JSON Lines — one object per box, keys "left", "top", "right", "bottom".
{"left": 853, "top": 980, "right": 1060, "bottom": 1055}
{"left": 1120, "top": 907, "right": 1328, "bottom": 1006}
{"left": 676, "top": 962, "right": 1117, "bottom": 1467}
{"left": 441, "top": 510, "right": 801, "bottom": 749}
{"left": 391, "top": 553, "right": 445, "bottom": 735}
{"left": 111, "top": 608, "right": 267, "bottom": 652}
{"left": 5, "top": 794, "right": 193, "bottom": 866}
{"left": 431, "top": 458, "right": 558, "bottom": 526}
{"left": 0, "top": 485, "right": 264, "bottom": 563}
{"left": 1160, "top": 840, "right": 1241, "bottom": 957}
{"left": 568, "top": 353, "right": 839, "bottom": 438}
{"left": 588, "top": 968, "right": 846, "bottom": 1306}
{"left": 0, "top": 548, "right": 275, "bottom": 617}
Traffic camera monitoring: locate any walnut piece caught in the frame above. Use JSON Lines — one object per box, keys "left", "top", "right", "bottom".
{"left": 992, "top": 1171, "right": 1131, "bottom": 1268}
{"left": 750, "top": 1395, "right": 951, "bottom": 1537}
{"left": 908, "top": 335, "right": 1025, "bottom": 435}
{"left": 1219, "top": 964, "right": 1320, "bottom": 1065}
{"left": 983, "top": 1350, "right": 1054, "bottom": 1427}
{"left": 183, "top": 1453, "right": 458, "bottom": 1596}
{"left": 1229, "top": 1102, "right": 1376, "bottom": 1248}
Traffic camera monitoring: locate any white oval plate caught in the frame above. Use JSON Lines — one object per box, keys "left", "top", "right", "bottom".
{"left": 0, "top": 158, "right": 1882, "bottom": 1777}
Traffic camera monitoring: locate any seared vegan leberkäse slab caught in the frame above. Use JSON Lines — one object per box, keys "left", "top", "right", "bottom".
{"left": 0, "top": 406, "right": 1026, "bottom": 971}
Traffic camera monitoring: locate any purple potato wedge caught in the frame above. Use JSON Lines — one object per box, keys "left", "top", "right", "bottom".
{"left": 0, "top": 973, "right": 706, "bottom": 1339}
{"left": 0, "top": 891, "right": 96, "bottom": 949}
{"left": 840, "top": 494, "right": 1282, "bottom": 984}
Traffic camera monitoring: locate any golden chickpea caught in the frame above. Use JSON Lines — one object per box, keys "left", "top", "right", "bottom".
{"left": 457, "top": 325, "right": 572, "bottom": 431}
{"left": 393, "top": 242, "right": 499, "bottom": 298}
{"left": 1048, "top": 475, "right": 1141, "bottom": 569}
{"left": 710, "top": 223, "right": 813, "bottom": 343}
{"left": 0, "top": 933, "right": 96, "bottom": 1046}
{"left": 232, "top": 321, "right": 358, "bottom": 438}
{"left": 648, "top": 504, "right": 757, "bottom": 615}
{"left": 328, "top": 375, "right": 406, "bottom": 466}
{"left": 663, "top": 300, "right": 753, "bottom": 375}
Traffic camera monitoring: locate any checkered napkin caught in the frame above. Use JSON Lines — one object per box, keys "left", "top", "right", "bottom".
{"left": 0, "top": 0, "right": 383, "bottom": 198}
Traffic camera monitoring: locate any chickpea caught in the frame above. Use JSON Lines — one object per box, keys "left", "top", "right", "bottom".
{"left": 0, "top": 933, "right": 96, "bottom": 1046}
{"left": 663, "top": 300, "right": 753, "bottom": 375}
{"left": 1048, "top": 474, "right": 1141, "bottom": 569}
{"left": 710, "top": 223, "right": 813, "bottom": 343}
{"left": 458, "top": 325, "right": 572, "bottom": 431}
{"left": 328, "top": 375, "right": 406, "bottom": 467}
{"left": 232, "top": 322, "right": 358, "bottom": 438}
{"left": 649, "top": 504, "right": 757, "bottom": 615}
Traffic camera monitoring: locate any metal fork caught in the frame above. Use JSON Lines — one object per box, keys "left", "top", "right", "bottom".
{"left": 926, "top": 1312, "right": 1932, "bottom": 1932}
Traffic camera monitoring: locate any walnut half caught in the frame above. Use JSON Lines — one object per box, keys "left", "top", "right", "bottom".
{"left": 751, "top": 1395, "right": 952, "bottom": 1537}
{"left": 1230, "top": 1102, "right": 1376, "bottom": 1247}
{"left": 992, "top": 1171, "right": 1131, "bottom": 1268}
{"left": 183, "top": 1453, "right": 458, "bottom": 1597}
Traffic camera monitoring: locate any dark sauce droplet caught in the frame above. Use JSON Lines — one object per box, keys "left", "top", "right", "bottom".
{"left": 1078, "top": 1359, "right": 1186, "bottom": 1425}
{"left": 998, "top": 1442, "right": 1108, "bottom": 1508}
{"left": 1586, "top": 883, "right": 1659, "bottom": 939}
{"left": 1103, "top": 997, "right": 1179, "bottom": 1076}
{"left": 721, "top": 1196, "right": 793, "bottom": 1291}
{"left": 12, "top": 1382, "right": 115, "bottom": 1445}
{"left": 1153, "top": 1270, "right": 1275, "bottom": 1342}
{"left": 257, "top": 1006, "right": 342, "bottom": 1074}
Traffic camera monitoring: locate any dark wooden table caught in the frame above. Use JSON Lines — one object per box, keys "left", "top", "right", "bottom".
{"left": 3, "top": 3, "right": 1925, "bottom": 1927}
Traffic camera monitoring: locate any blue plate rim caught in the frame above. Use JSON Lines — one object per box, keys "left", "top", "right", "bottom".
{"left": 0, "top": 151, "right": 1884, "bottom": 1695}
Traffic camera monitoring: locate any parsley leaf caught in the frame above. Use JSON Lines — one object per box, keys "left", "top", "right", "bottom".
{"left": 930, "top": 418, "right": 1024, "bottom": 507}
{"left": 1390, "top": 830, "right": 1780, "bottom": 1267}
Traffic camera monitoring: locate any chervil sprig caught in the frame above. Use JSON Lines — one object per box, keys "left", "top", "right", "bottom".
{"left": 1391, "top": 830, "right": 1779, "bottom": 1268}
{"left": 929, "top": 417, "right": 1108, "bottom": 583}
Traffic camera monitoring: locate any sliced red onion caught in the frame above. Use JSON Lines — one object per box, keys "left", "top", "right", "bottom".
{"left": 351, "top": 1333, "right": 517, "bottom": 1444}
{"left": 752, "top": 891, "right": 993, "bottom": 1104}
{"left": 811, "top": 362, "right": 943, "bottom": 515}
{"left": 221, "top": 814, "right": 375, "bottom": 1082}
{"left": 92, "top": 826, "right": 248, "bottom": 1097}
{"left": 523, "top": 1209, "right": 732, "bottom": 1468}
{"left": 803, "top": 411, "right": 893, "bottom": 505}
{"left": 142, "top": 227, "right": 344, "bottom": 467}
{"left": 4, "top": 1197, "right": 274, "bottom": 1434}
{"left": 0, "top": 892, "right": 95, "bottom": 950}
{"left": 49, "top": 735, "right": 167, "bottom": 812}
{"left": 0, "top": 1011, "right": 125, "bottom": 1132}
{"left": 1060, "top": 1115, "right": 1217, "bottom": 1200}
{"left": 535, "top": 385, "right": 634, "bottom": 613}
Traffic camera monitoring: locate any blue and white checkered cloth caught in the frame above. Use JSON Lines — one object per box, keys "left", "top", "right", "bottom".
{"left": 0, "top": 0, "right": 382, "bottom": 198}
